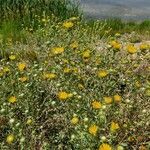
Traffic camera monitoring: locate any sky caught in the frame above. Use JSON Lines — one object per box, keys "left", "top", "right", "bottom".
{"left": 79, "top": 0, "right": 150, "bottom": 20}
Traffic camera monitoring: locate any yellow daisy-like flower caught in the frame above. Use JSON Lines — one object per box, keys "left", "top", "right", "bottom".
{"left": 58, "top": 91, "right": 72, "bottom": 101}
{"left": 104, "top": 97, "right": 113, "bottom": 104}
{"left": 98, "top": 70, "right": 108, "bottom": 78}
{"left": 71, "top": 116, "right": 79, "bottom": 125}
{"left": 8, "top": 96, "right": 17, "bottom": 103}
{"left": 19, "top": 76, "right": 28, "bottom": 82}
{"left": 70, "top": 42, "right": 78, "bottom": 49}
{"left": 63, "top": 21, "right": 74, "bottom": 28}
{"left": 110, "top": 121, "right": 120, "bottom": 132}
{"left": 72, "top": 67, "right": 78, "bottom": 73}
{"left": 82, "top": 50, "right": 90, "bottom": 59}
{"left": 99, "top": 143, "right": 112, "bottom": 150}
{"left": 140, "top": 43, "right": 148, "bottom": 50}
{"left": 126, "top": 44, "right": 137, "bottom": 54}
{"left": 26, "top": 118, "right": 33, "bottom": 125}
{"left": 114, "top": 94, "right": 122, "bottom": 102}
{"left": 18, "top": 63, "right": 26, "bottom": 71}
{"left": 3, "top": 67, "right": 10, "bottom": 73}
{"left": 62, "top": 59, "right": 69, "bottom": 64}
{"left": 135, "top": 81, "right": 141, "bottom": 88}
{"left": 52, "top": 47, "right": 64, "bottom": 55}
{"left": 92, "top": 101, "right": 102, "bottom": 109}
{"left": 63, "top": 67, "right": 71, "bottom": 73}
{"left": 9, "top": 55, "right": 16, "bottom": 60}
{"left": 110, "top": 40, "right": 121, "bottom": 50}
{"left": 88, "top": 125, "right": 98, "bottom": 136}
{"left": 78, "top": 83, "right": 84, "bottom": 90}
{"left": 6, "top": 134, "right": 15, "bottom": 144}
{"left": 43, "top": 73, "right": 56, "bottom": 79}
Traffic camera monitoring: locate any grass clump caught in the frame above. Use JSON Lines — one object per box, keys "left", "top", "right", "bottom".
{"left": 0, "top": 0, "right": 81, "bottom": 42}
{"left": 0, "top": 0, "right": 81, "bottom": 22}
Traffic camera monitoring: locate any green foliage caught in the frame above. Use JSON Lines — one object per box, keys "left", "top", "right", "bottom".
{"left": 0, "top": 20, "right": 27, "bottom": 43}
{"left": 0, "top": 0, "right": 81, "bottom": 22}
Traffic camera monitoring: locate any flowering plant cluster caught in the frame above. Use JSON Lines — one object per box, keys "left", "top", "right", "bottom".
{"left": 0, "top": 16, "right": 150, "bottom": 150}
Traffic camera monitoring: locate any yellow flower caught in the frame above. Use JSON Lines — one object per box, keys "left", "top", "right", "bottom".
{"left": 127, "top": 44, "right": 137, "bottom": 54}
{"left": 98, "top": 70, "right": 108, "bottom": 78}
{"left": 71, "top": 116, "right": 79, "bottom": 125}
{"left": 8, "top": 96, "right": 17, "bottom": 103}
{"left": 82, "top": 50, "right": 90, "bottom": 59}
{"left": 58, "top": 91, "right": 71, "bottom": 101}
{"left": 62, "top": 59, "right": 69, "bottom": 64}
{"left": 9, "top": 55, "right": 16, "bottom": 60}
{"left": 115, "top": 33, "right": 121, "bottom": 37}
{"left": 19, "top": 76, "right": 28, "bottom": 82}
{"left": 114, "top": 94, "right": 122, "bottom": 102}
{"left": 99, "top": 143, "right": 112, "bottom": 150}
{"left": 72, "top": 67, "right": 78, "bottom": 73}
{"left": 92, "top": 101, "right": 102, "bottom": 109}
{"left": 104, "top": 97, "right": 113, "bottom": 104}
{"left": 63, "top": 21, "right": 74, "bottom": 28}
{"left": 43, "top": 73, "right": 56, "bottom": 79}
{"left": 26, "top": 118, "right": 33, "bottom": 125}
{"left": 88, "top": 125, "right": 98, "bottom": 136}
{"left": 63, "top": 67, "right": 71, "bottom": 73}
{"left": 70, "top": 42, "right": 78, "bottom": 49}
{"left": 0, "top": 72, "right": 3, "bottom": 77}
{"left": 110, "top": 121, "right": 120, "bottom": 132}
{"left": 6, "top": 134, "right": 15, "bottom": 144}
{"left": 42, "top": 18, "right": 46, "bottom": 22}
{"left": 78, "top": 83, "right": 84, "bottom": 90}
{"left": 3, "top": 67, "right": 10, "bottom": 73}
{"left": 145, "top": 88, "right": 150, "bottom": 97}
{"left": 52, "top": 47, "right": 64, "bottom": 55}
{"left": 110, "top": 40, "right": 121, "bottom": 50}
{"left": 140, "top": 43, "right": 148, "bottom": 50}
{"left": 135, "top": 81, "right": 141, "bottom": 88}
{"left": 18, "top": 63, "right": 26, "bottom": 71}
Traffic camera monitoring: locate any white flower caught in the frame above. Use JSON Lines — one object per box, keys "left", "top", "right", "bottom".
{"left": 117, "top": 145, "right": 124, "bottom": 150}
{"left": 51, "top": 101, "right": 56, "bottom": 105}
{"left": 125, "top": 99, "right": 130, "bottom": 103}
{"left": 9, "top": 118, "right": 15, "bottom": 124}
{"left": 0, "top": 108, "right": 5, "bottom": 113}
{"left": 84, "top": 117, "right": 88, "bottom": 122}
{"left": 101, "top": 136, "right": 106, "bottom": 141}
{"left": 20, "top": 137, "right": 25, "bottom": 143}
{"left": 73, "top": 91, "right": 77, "bottom": 95}
{"left": 77, "top": 95, "right": 82, "bottom": 99}
{"left": 25, "top": 109, "right": 29, "bottom": 114}
{"left": 102, "top": 105, "right": 106, "bottom": 109}
{"left": 16, "top": 123, "right": 20, "bottom": 127}
{"left": 142, "top": 109, "right": 147, "bottom": 113}
{"left": 56, "top": 83, "right": 61, "bottom": 87}
{"left": 71, "top": 134, "right": 75, "bottom": 139}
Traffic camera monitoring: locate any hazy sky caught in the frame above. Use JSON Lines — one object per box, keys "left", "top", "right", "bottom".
{"left": 80, "top": 0, "right": 150, "bottom": 20}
